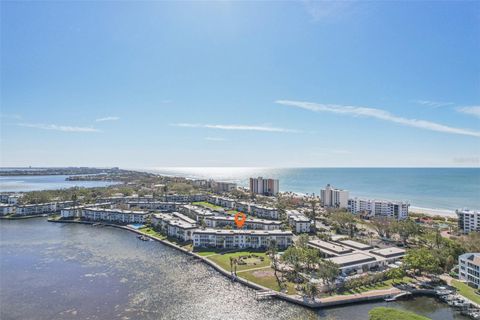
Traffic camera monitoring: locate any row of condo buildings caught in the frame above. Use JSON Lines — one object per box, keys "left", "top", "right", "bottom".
{"left": 308, "top": 237, "right": 406, "bottom": 275}
{"left": 1, "top": 201, "right": 76, "bottom": 216}
{"left": 320, "top": 185, "right": 410, "bottom": 220}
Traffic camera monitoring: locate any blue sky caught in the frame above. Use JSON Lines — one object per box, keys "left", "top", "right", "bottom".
{"left": 1, "top": 1, "right": 479, "bottom": 168}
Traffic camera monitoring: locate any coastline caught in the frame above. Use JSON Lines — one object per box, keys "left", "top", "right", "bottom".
{"left": 410, "top": 206, "right": 457, "bottom": 218}
{"left": 46, "top": 218, "right": 433, "bottom": 309}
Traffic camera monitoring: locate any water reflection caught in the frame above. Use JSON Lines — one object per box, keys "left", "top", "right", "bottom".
{"left": 0, "top": 219, "right": 467, "bottom": 320}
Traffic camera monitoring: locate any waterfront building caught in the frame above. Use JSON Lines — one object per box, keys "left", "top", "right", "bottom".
{"left": 249, "top": 177, "right": 279, "bottom": 196}
{"left": 16, "top": 203, "right": 57, "bottom": 216}
{"left": 212, "top": 181, "right": 237, "bottom": 193}
{"left": 287, "top": 211, "right": 311, "bottom": 233}
{"left": 60, "top": 206, "right": 85, "bottom": 218}
{"left": 459, "top": 253, "right": 480, "bottom": 289}
{"left": 0, "top": 204, "right": 15, "bottom": 216}
{"left": 192, "top": 229, "right": 292, "bottom": 249}
{"left": 234, "top": 201, "right": 250, "bottom": 214}
{"left": 249, "top": 204, "right": 279, "bottom": 220}
{"left": 348, "top": 198, "right": 409, "bottom": 220}
{"left": 309, "top": 239, "right": 405, "bottom": 275}
{"left": 320, "top": 184, "right": 349, "bottom": 209}
{"left": 0, "top": 194, "right": 22, "bottom": 205}
{"left": 180, "top": 204, "right": 215, "bottom": 221}
{"left": 203, "top": 216, "right": 282, "bottom": 230}
{"left": 456, "top": 209, "right": 480, "bottom": 234}
{"left": 152, "top": 212, "right": 197, "bottom": 241}
{"left": 82, "top": 207, "right": 149, "bottom": 224}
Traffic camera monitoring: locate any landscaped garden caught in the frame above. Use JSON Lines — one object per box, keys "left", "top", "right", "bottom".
{"left": 452, "top": 279, "right": 480, "bottom": 304}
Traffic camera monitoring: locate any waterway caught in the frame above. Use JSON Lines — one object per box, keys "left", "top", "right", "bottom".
{"left": 0, "top": 218, "right": 468, "bottom": 320}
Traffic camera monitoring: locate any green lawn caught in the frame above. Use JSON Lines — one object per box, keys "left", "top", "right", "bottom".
{"left": 207, "top": 251, "right": 270, "bottom": 272}
{"left": 452, "top": 280, "right": 480, "bottom": 304}
{"left": 339, "top": 277, "right": 414, "bottom": 295}
{"left": 138, "top": 227, "right": 167, "bottom": 239}
{"left": 192, "top": 201, "right": 224, "bottom": 211}
{"left": 369, "top": 307, "right": 430, "bottom": 320}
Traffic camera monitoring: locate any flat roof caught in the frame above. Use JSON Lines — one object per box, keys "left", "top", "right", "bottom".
{"left": 327, "top": 253, "right": 376, "bottom": 267}
{"left": 193, "top": 228, "right": 292, "bottom": 236}
{"left": 370, "top": 247, "right": 406, "bottom": 258}
{"left": 205, "top": 216, "right": 282, "bottom": 225}
{"left": 308, "top": 240, "right": 353, "bottom": 255}
{"left": 339, "top": 239, "right": 373, "bottom": 250}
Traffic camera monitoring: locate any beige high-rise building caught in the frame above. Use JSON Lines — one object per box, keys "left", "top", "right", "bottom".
{"left": 320, "top": 184, "right": 349, "bottom": 209}
{"left": 249, "top": 177, "right": 279, "bottom": 196}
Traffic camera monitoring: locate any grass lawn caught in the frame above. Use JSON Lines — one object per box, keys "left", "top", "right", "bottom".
{"left": 207, "top": 251, "right": 270, "bottom": 272}
{"left": 138, "top": 227, "right": 166, "bottom": 239}
{"left": 452, "top": 280, "right": 480, "bottom": 304}
{"left": 238, "top": 268, "right": 298, "bottom": 295}
{"left": 192, "top": 201, "right": 224, "bottom": 211}
{"left": 369, "top": 307, "right": 430, "bottom": 320}
{"left": 339, "top": 277, "right": 414, "bottom": 295}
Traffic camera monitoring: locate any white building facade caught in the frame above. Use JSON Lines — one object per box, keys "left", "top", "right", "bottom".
{"left": 193, "top": 229, "right": 292, "bottom": 249}
{"left": 320, "top": 184, "right": 349, "bottom": 209}
{"left": 348, "top": 198, "right": 409, "bottom": 220}
{"left": 457, "top": 209, "right": 480, "bottom": 233}
{"left": 459, "top": 253, "right": 480, "bottom": 289}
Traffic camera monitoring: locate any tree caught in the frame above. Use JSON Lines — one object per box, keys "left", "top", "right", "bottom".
{"left": 282, "top": 246, "right": 303, "bottom": 281}
{"left": 304, "top": 248, "right": 320, "bottom": 271}
{"left": 303, "top": 282, "right": 318, "bottom": 300}
{"left": 306, "top": 197, "right": 320, "bottom": 233}
{"left": 267, "top": 239, "right": 282, "bottom": 288}
{"left": 331, "top": 212, "right": 357, "bottom": 237}
{"left": 296, "top": 234, "right": 310, "bottom": 250}
{"left": 386, "top": 267, "right": 405, "bottom": 284}
{"left": 393, "top": 219, "right": 421, "bottom": 245}
{"left": 317, "top": 260, "right": 340, "bottom": 294}
{"left": 403, "top": 248, "right": 441, "bottom": 276}
{"left": 370, "top": 217, "right": 394, "bottom": 239}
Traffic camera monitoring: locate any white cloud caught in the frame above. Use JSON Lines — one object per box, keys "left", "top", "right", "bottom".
{"left": 172, "top": 123, "right": 299, "bottom": 133}
{"left": 457, "top": 106, "right": 480, "bottom": 119}
{"left": 205, "top": 137, "right": 227, "bottom": 141}
{"left": 413, "top": 100, "right": 454, "bottom": 108}
{"left": 95, "top": 116, "right": 119, "bottom": 122}
{"left": 276, "top": 100, "right": 480, "bottom": 138}
{"left": 18, "top": 123, "right": 100, "bottom": 133}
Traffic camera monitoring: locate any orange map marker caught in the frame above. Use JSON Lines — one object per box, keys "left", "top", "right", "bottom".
{"left": 234, "top": 212, "right": 246, "bottom": 228}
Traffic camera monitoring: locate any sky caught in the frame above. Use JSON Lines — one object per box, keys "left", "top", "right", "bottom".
{"left": 1, "top": 1, "right": 479, "bottom": 168}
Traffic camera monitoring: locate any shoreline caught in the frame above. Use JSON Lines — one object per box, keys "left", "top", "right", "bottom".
{"left": 47, "top": 218, "right": 435, "bottom": 309}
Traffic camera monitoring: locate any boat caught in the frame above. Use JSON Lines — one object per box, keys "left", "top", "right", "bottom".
{"left": 137, "top": 235, "right": 150, "bottom": 241}
{"left": 384, "top": 296, "right": 396, "bottom": 302}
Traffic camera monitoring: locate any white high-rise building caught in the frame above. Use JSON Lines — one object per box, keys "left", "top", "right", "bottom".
{"left": 459, "top": 253, "right": 480, "bottom": 289}
{"left": 348, "top": 198, "right": 409, "bottom": 220}
{"left": 249, "top": 177, "right": 279, "bottom": 196}
{"left": 457, "top": 209, "right": 480, "bottom": 234}
{"left": 320, "top": 184, "right": 349, "bottom": 209}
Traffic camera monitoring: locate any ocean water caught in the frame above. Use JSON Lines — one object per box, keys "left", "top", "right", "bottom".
{"left": 0, "top": 175, "right": 118, "bottom": 192}
{"left": 144, "top": 167, "right": 480, "bottom": 212}
{"left": 0, "top": 218, "right": 467, "bottom": 320}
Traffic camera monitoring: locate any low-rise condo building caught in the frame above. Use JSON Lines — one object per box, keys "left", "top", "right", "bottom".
{"left": 203, "top": 216, "right": 282, "bottom": 230}
{"left": 192, "top": 229, "right": 292, "bottom": 249}
{"left": 60, "top": 206, "right": 85, "bottom": 218}
{"left": 459, "top": 253, "right": 480, "bottom": 288}
{"left": 309, "top": 238, "right": 405, "bottom": 275}
{"left": 212, "top": 181, "right": 237, "bottom": 193}
{"left": 249, "top": 204, "right": 279, "bottom": 220}
{"left": 207, "top": 196, "right": 236, "bottom": 209}
{"left": 457, "top": 209, "right": 480, "bottom": 234}
{"left": 0, "top": 204, "right": 15, "bottom": 216}
{"left": 348, "top": 198, "right": 409, "bottom": 220}
{"left": 152, "top": 212, "right": 197, "bottom": 241}
{"left": 320, "top": 184, "right": 349, "bottom": 209}
{"left": 287, "top": 210, "right": 311, "bottom": 233}
{"left": 127, "top": 201, "right": 177, "bottom": 212}
{"left": 180, "top": 204, "right": 215, "bottom": 221}
{"left": 82, "top": 207, "right": 149, "bottom": 224}
{"left": 16, "top": 203, "right": 58, "bottom": 216}
{"left": 0, "top": 194, "right": 22, "bottom": 205}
